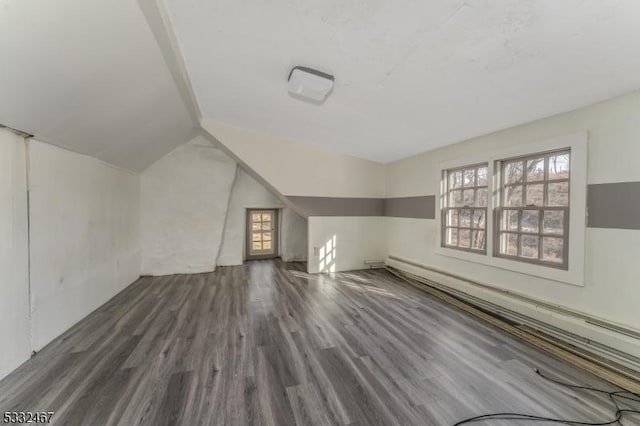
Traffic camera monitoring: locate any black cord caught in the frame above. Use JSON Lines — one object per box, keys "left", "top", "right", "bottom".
{"left": 453, "top": 412, "right": 623, "bottom": 425}
{"left": 453, "top": 368, "right": 640, "bottom": 426}
{"left": 535, "top": 369, "right": 640, "bottom": 403}
{"left": 607, "top": 391, "right": 623, "bottom": 426}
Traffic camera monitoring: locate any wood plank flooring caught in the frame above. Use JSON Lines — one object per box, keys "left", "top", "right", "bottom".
{"left": 0, "top": 260, "right": 635, "bottom": 425}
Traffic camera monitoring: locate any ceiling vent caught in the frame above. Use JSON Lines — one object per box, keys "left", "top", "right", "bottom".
{"left": 287, "top": 66, "right": 334, "bottom": 103}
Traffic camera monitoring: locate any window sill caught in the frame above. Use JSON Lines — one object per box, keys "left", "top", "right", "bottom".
{"left": 435, "top": 246, "right": 584, "bottom": 287}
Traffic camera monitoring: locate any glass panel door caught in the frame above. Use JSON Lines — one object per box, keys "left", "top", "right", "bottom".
{"left": 246, "top": 209, "right": 278, "bottom": 259}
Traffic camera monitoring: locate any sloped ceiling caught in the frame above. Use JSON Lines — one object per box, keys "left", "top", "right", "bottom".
{"left": 2, "top": 1, "right": 640, "bottom": 171}
{"left": 0, "top": 0, "right": 195, "bottom": 172}
{"left": 165, "top": 0, "right": 640, "bottom": 163}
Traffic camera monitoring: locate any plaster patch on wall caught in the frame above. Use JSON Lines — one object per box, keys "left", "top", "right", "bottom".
{"left": 141, "top": 137, "right": 236, "bottom": 275}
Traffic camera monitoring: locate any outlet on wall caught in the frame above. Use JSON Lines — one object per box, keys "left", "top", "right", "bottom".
{"left": 313, "top": 246, "right": 320, "bottom": 256}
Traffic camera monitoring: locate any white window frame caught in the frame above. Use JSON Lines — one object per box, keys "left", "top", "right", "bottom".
{"left": 435, "top": 132, "right": 587, "bottom": 286}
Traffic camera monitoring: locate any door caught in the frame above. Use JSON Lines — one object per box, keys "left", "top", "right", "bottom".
{"left": 246, "top": 209, "right": 279, "bottom": 260}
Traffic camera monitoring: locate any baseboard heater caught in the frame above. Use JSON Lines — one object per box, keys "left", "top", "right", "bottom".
{"left": 385, "top": 255, "right": 640, "bottom": 393}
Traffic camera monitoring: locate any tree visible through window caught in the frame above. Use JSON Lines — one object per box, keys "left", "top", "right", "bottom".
{"left": 495, "top": 150, "right": 570, "bottom": 269}
{"left": 442, "top": 164, "right": 488, "bottom": 252}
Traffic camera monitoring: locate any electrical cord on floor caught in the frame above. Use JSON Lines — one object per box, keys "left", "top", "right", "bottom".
{"left": 453, "top": 368, "right": 640, "bottom": 425}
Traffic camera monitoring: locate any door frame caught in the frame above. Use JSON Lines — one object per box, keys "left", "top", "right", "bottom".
{"left": 245, "top": 208, "right": 280, "bottom": 260}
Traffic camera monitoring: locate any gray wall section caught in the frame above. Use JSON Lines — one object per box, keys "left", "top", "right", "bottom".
{"left": 587, "top": 182, "right": 640, "bottom": 230}
{"left": 287, "top": 196, "right": 385, "bottom": 216}
{"left": 288, "top": 182, "right": 640, "bottom": 230}
{"left": 286, "top": 195, "right": 435, "bottom": 218}
{"left": 385, "top": 196, "right": 436, "bottom": 219}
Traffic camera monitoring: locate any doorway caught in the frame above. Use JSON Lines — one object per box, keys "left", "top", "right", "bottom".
{"left": 246, "top": 209, "right": 279, "bottom": 260}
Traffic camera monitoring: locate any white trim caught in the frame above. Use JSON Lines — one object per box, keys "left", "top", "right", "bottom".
{"left": 435, "top": 132, "right": 588, "bottom": 286}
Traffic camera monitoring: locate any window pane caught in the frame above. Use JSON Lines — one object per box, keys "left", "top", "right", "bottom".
{"left": 548, "top": 153, "right": 570, "bottom": 180}
{"left": 463, "top": 169, "right": 475, "bottom": 187}
{"left": 472, "top": 210, "right": 486, "bottom": 229}
{"left": 501, "top": 233, "right": 518, "bottom": 256}
{"left": 443, "top": 163, "right": 488, "bottom": 254}
{"left": 263, "top": 232, "right": 272, "bottom": 241}
{"left": 460, "top": 209, "right": 471, "bottom": 227}
{"left": 521, "top": 210, "right": 539, "bottom": 233}
{"left": 463, "top": 189, "right": 475, "bottom": 206}
{"left": 252, "top": 213, "right": 261, "bottom": 222}
{"left": 262, "top": 222, "right": 271, "bottom": 230}
{"left": 446, "top": 228, "right": 458, "bottom": 246}
{"left": 525, "top": 184, "right": 544, "bottom": 206}
{"left": 459, "top": 229, "right": 471, "bottom": 248}
{"left": 526, "top": 158, "right": 545, "bottom": 182}
{"left": 252, "top": 233, "right": 262, "bottom": 242}
{"left": 471, "top": 230, "right": 485, "bottom": 250}
{"left": 261, "top": 213, "right": 272, "bottom": 221}
{"left": 505, "top": 161, "right": 523, "bottom": 184}
{"left": 446, "top": 209, "right": 459, "bottom": 226}
{"left": 477, "top": 167, "right": 488, "bottom": 186}
{"left": 252, "top": 222, "right": 261, "bottom": 230}
{"left": 542, "top": 237, "right": 564, "bottom": 263}
{"left": 450, "top": 190, "right": 463, "bottom": 207}
{"left": 543, "top": 210, "right": 564, "bottom": 234}
{"left": 548, "top": 182, "right": 569, "bottom": 206}
{"left": 496, "top": 150, "right": 570, "bottom": 268}
{"left": 450, "top": 171, "right": 463, "bottom": 189}
{"left": 476, "top": 188, "right": 488, "bottom": 207}
{"left": 521, "top": 235, "right": 539, "bottom": 259}
{"left": 505, "top": 185, "right": 523, "bottom": 207}
{"left": 263, "top": 241, "right": 272, "bottom": 250}
{"left": 252, "top": 242, "right": 262, "bottom": 250}
{"left": 502, "top": 210, "right": 519, "bottom": 231}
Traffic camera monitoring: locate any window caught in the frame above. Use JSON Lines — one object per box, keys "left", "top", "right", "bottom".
{"left": 442, "top": 164, "right": 488, "bottom": 253}
{"left": 437, "top": 134, "right": 585, "bottom": 285}
{"left": 495, "top": 149, "right": 570, "bottom": 269}
{"left": 246, "top": 209, "right": 278, "bottom": 260}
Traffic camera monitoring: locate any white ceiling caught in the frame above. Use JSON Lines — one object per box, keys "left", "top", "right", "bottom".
{"left": 0, "top": 0, "right": 194, "bottom": 171}
{"left": 2, "top": 1, "right": 640, "bottom": 170}
{"left": 166, "top": 0, "right": 640, "bottom": 163}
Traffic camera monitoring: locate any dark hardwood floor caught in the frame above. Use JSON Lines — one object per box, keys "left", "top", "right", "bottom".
{"left": 0, "top": 260, "right": 633, "bottom": 425}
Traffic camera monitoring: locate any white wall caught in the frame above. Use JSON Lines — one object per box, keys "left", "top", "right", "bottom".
{"left": 0, "top": 128, "right": 30, "bottom": 380}
{"left": 385, "top": 90, "right": 640, "bottom": 329}
{"left": 202, "top": 120, "right": 386, "bottom": 198}
{"left": 217, "top": 168, "right": 307, "bottom": 265}
{"left": 281, "top": 207, "right": 308, "bottom": 262}
{"left": 140, "top": 137, "right": 236, "bottom": 275}
{"left": 308, "top": 217, "right": 386, "bottom": 273}
{"left": 28, "top": 140, "right": 141, "bottom": 350}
